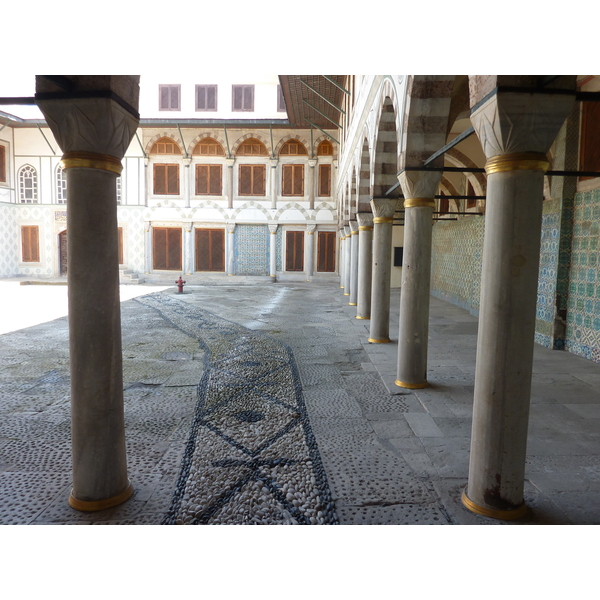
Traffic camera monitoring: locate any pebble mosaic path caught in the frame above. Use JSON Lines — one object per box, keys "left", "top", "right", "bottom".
{"left": 136, "top": 294, "right": 337, "bottom": 525}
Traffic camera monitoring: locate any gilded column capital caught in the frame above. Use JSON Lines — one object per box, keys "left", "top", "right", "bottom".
{"left": 226, "top": 222, "right": 236, "bottom": 234}
{"left": 268, "top": 223, "right": 278, "bottom": 235}
{"left": 269, "top": 159, "right": 279, "bottom": 168}
{"left": 308, "top": 159, "right": 317, "bottom": 168}
{"left": 344, "top": 225, "right": 352, "bottom": 237}
{"left": 470, "top": 90, "right": 576, "bottom": 159}
{"left": 370, "top": 197, "right": 399, "bottom": 219}
{"left": 356, "top": 213, "right": 374, "bottom": 229}
{"left": 397, "top": 170, "right": 441, "bottom": 201}
{"left": 349, "top": 220, "right": 358, "bottom": 234}
{"left": 226, "top": 158, "right": 235, "bottom": 168}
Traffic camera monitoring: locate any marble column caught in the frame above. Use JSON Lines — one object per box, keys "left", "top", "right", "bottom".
{"left": 36, "top": 76, "right": 140, "bottom": 511}
{"left": 463, "top": 84, "right": 576, "bottom": 520}
{"left": 183, "top": 157, "right": 192, "bottom": 208}
{"left": 395, "top": 171, "right": 442, "bottom": 389}
{"left": 368, "top": 198, "right": 398, "bottom": 343}
{"left": 226, "top": 222, "right": 236, "bottom": 276}
{"left": 348, "top": 220, "right": 359, "bottom": 306}
{"left": 144, "top": 221, "right": 152, "bottom": 273}
{"left": 339, "top": 230, "right": 346, "bottom": 289}
{"left": 343, "top": 225, "right": 352, "bottom": 296}
{"left": 269, "top": 223, "right": 278, "bottom": 280}
{"left": 226, "top": 158, "right": 235, "bottom": 209}
{"left": 270, "top": 159, "right": 278, "bottom": 209}
{"left": 308, "top": 159, "right": 317, "bottom": 210}
{"left": 305, "top": 224, "right": 316, "bottom": 280}
{"left": 183, "top": 223, "right": 194, "bottom": 274}
{"left": 356, "top": 212, "right": 373, "bottom": 320}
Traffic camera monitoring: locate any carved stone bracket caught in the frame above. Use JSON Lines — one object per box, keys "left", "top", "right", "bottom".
{"left": 356, "top": 213, "right": 374, "bottom": 228}
{"left": 398, "top": 169, "right": 442, "bottom": 200}
{"left": 370, "top": 197, "right": 399, "bottom": 219}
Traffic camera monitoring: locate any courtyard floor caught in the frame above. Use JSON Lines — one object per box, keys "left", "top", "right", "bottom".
{"left": 0, "top": 278, "right": 599, "bottom": 526}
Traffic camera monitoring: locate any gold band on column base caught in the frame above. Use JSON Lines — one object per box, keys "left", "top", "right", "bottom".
{"left": 404, "top": 198, "right": 435, "bottom": 209}
{"left": 343, "top": 293, "right": 350, "bottom": 296}
{"left": 68, "top": 480, "right": 134, "bottom": 512}
{"left": 395, "top": 379, "right": 428, "bottom": 389}
{"left": 461, "top": 490, "right": 528, "bottom": 521}
{"left": 368, "top": 338, "right": 390, "bottom": 343}
{"left": 61, "top": 151, "right": 123, "bottom": 175}
{"left": 349, "top": 303, "right": 357, "bottom": 306}
{"left": 485, "top": 152, "right": 549, "bottom": 175}
{"left": 356, "top": 315, "right": 370, "bottom": 320}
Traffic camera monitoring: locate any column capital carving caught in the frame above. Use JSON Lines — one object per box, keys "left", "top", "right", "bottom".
{"left": 398, "top": 170, "right": 441, "bottom": 200}
{"left": 306, "top": 224, "right": 316, "bottom": 234}
{"left": 308, "top": 159, "right": 317, "bottom": 168}
{"left": 36, "top": 97, "right": 139, "bottom": 160}
{"left": 356, "top": 213, "right": 374, "bottom": 228}
{"left": 268, "top": 223, "right": 278, "bottom": 235}
{"left": 349, "top": 220, "right": 358, "bottom": 233}
{"left": 344, "top": 225, "right": 352, "bottom": 237}
{"left": 470, "top": 91, "right": 576, "bottom": 159}
{"left": 226, "top": 158, "right": 235, "bottom": 168}
{"left": 183, "top": 157, "right": 192, "bottom": 167}
{"left": 269, "top": 159, "right": 279, "bottom": 168}
{"left": 226, "top": 222, "right": 236, "bottom": 234}
{"left": 370, "top": 198, "right": 399, "bottom": 219}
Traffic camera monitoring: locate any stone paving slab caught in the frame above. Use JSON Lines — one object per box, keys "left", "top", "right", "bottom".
{"left": 1, "top": 281, "right": 600, "bottom": 524}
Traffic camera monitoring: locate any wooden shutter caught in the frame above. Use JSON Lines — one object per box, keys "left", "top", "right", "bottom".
{"left": 195, "top": 229, "right": 225, "bottom": 271}
{"left": 160, "top": 86, "right": 170, "bottom": 110}
{"left": 118, "top": 227, "right": 123, "bottom": 265}
{"left": 197, "top": 165, "right": 222, "bottom": 195}
{"left": 170, "top": 86, "right": 179, "bottom": 110}
{"left": 0, "top": 145, "right": 5, "bottom": 182}
{"left": 317, "top": 232, "right": 336, "bottom": 272}
{"left": 153, "top": 227, "right": 182, "bottom": 270}
{"left": 233, "top": 86, "right": 254, "bottom": 111}
{"left": 286, "top": 231, "right": 304, "bottom": 271}
{"left": 206, "top": 86, "right": 217, "bottom": 110}
{"left": 154, "top": 165, "right": 166, "bottom": 195}
{"left": 21, "top": 226, "right": 39, "bottom": 262}
{"left": 210, "top": 165, "right": 222, "bottom": 194}
{"left": 196, "top": 165, "right": 209, "bottom": 194}
{"left": 282, "top": 165, "right": 304, "bottom": 196}
{"left": 239, "top": 165, "right": 265, "bottom": 196}
{"left": 243, "top": 86, "right": 254, "bottom": 110}
{"left": 581, "top": 101, "right": 600, "bottom": 179}
{"left": 167, "top": 165, "right": 179, "bottom": 194}
{"left": 318, "top": 164, "right": 331, "bottom": 196}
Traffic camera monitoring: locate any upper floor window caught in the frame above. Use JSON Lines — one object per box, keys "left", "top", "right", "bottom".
{"left": 318, "top": 164, "right": 331, "bottom": 197}
{"left": 19, "top": 165, "right": 38, "bottom": 203}
{"left": 282, "top": 164, "right": 304, "bottom": 196}
{"left": 56, "top": 165, "right": 67, "bottom": 203}
{"left": 277, "top": 85, "right": 286, "bottom": 112}
{"left": 193, "top": 137, "right": 225, "bottom": 156}
{"left": 153, "top": 165, "right": 180, "bottom": 195}
{"left": 0, "top": 145, "right": 6, "bottom": 183}
{"left": 239, "top": 165, "right": 266, "bottom": 196}
{"left": 236, "top": 138, "right": 268, "bottom": 157}
{"left": 232, "top": 85, "right": 254, "bottom": 112}
{"left": 280, "top": 139, "right": 307, "bottom": 156}
{"left": 317, "top": 140, "right": 333, "bottom": 156}
{"left": 196, "top": 164, "right": 222, "bottom": 195}
{"left": 150, "top": 137, "right": 182, "bottom": 155}
{"left": 196, "top": 85, "right": 217, "bottom": 111}
{"left": 159, "top": 85, "right": 181, "bottom": 111}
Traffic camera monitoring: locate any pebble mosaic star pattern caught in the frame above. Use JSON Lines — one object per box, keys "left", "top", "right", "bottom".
{"left": 136, "top": 293, "right": 338, "bottom": 525}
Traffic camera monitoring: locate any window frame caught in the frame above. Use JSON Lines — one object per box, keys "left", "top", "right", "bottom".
{"left": 238, "top": 164, "right": 266, "bottom": 196}
{"left": 195, "top": 84, "right": 218, "bottom": 112}
{"left": 159, "top": 84, "right": 181, "bottom": 111}
{"left": 282, "top": 164, "right": 305, "bottom": 197}
{"left": 56, "top": 164, "right": 67, "bottom": 204}
{"left": 152, "top": 227, "right": 182, "bottom": 271}
{"left": 19, "top": 164, "right": 38, "bottom": 204}
{"left": 195, "top": 164, "right": 223, "bottom": 196}
{"left": 318, "top": 163, "right": 332, "bottom": 197}
{"left": 232, "top": 84, "right": 255, "bottom": 112}
{"left": 21, "top": 225, "right": 40, "bottom": 263}
{"left": 195, "top": 228, "right": 225, "bottom": 272}
{"left": 153, "top": 163, "right": 180, "bottom": 196}
{"left": 0, "top": 145, "right": 6, "bottom": 183}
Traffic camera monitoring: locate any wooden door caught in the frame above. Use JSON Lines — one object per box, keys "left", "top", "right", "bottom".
{"left": 153, "top": 227, "right": 182, "bottom": 271}
{"left": 317, "top": 231, "right": 336, "bottom": 272}
{"left": 286, "top": 231, "right": 304, "bottom": 272}
{"left": 195, "top": 229, "right": 225, "bottom": 271}
{"left": 59, "top": 230, "right": 68, "bottom": 275}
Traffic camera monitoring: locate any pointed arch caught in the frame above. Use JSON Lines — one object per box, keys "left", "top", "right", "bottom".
{"left": 275, "top": 134, "right": 310, "bottom": 156}
{"left": 149, "top": 136, "right": 182, "bottom": 155}
{"left": 372, "top": 96, "right": 400, "bottom": 198}
{"left": 231, "top": 134, "right": 270, "bottom": 156}
{"left": 191, "top": 136, "right": 226, "bottom": 156}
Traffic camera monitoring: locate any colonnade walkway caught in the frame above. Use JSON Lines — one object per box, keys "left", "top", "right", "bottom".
{"left": 0, "top": 280, "right": 599, "bottom": 524}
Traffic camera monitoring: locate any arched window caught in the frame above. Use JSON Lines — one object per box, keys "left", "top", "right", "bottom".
{"left": 150, "top": 137, "right": 182, "bottom": 155}
{"left": 280, "top": 139, "right": 307, "bottom": 156}
{"left": 317, "top": 140, "right": 333, "bottom": 156}
{"left": 19, "top": 165, "right": 38, "bottom": 203}
{"left": 236, "top": 138, "right": 268, "bottom": 156}
{"left": 56, "top": 165, "right": 67, "bottom": 204}
{"left": 193, "top": 138, "right": 225, "bottom": 156}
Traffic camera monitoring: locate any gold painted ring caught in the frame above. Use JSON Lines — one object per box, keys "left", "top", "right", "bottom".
{"left": 373, "top": 217, "right": 394, "bottom": 224}
{"left": 61, "top": 151, "right": 123, "bottom": 175}
{"left": 485, "top": 152, "right": 549, "bottom": 175}
{"left": 358, "top": 226, "right": 374, "bottom": 231}
{"left": 368, "top": 337, "right": 390, "bottom": 343}
{"left": 461, "top": 490, "right": 528, "bottom": 520}
{"left": 68, "top": 480, "right": 134, "bottom": 512}
{"left": 395, "top": 379, "right": 429, "bottom": 389}
{"left": 404, "top": 198, "right": 435, "bottom": 209}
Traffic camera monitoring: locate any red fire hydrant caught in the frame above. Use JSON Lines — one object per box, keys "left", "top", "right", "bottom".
{"left": 175, "top": 276, "right": 186, "bottom": 293}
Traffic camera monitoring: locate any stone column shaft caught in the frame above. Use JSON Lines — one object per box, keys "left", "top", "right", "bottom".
{"left": 305, "top": 225, "right": 316, "bottom": 280}
{"left": 463, "top": 85, "right": 576, "bottom": 520}
{"left": 369, "top": 198, "right": 398, "bottom": 343}
{"left": 226, "top": 159, "right": 234, "bottom": 209}
{"left": 269, "top": 224, "right": 278, "bottom": 279}
{"left": 356, "top": 213, "right": 373, "bottom": 320}
{"left": 184, "top": 225, "right": 193, "bottom": 274}
{"left": 343, "top": 225, "right": 352, "bottom": 296}
{"left": 339, "top": 233, "right": 346, "bottom": 289}
{"left": 349, "top": 221, "right": 359, "bottom": 306}
{"left": 395, "top": 185, "right": 440, "bottom": 389}
{"left": 308, "top": 160, "right": 316, "bottom": 210}
{"left": 226, "top": 223, "right": 236, "bottom": 276}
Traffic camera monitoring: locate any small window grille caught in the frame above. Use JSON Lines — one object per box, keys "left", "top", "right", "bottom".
{"left": 19, "top": 165, "right": 38, "bottom": 203}
{"left": 56, "top": 165, "right": 67, "bottom": 204}
{"left": 232, "top": 85, "right": 254, "bottom": 111}
{"left": 196, "top": 85, "right": 218, "bottom": 111}
{"left": 159, "top": 85, "right": 181, "bottom": 111}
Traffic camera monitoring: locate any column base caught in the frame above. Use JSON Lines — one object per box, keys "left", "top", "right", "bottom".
{"left": 395, "top": 379, "right": 428, "bottom": 389}
{"left": 461, "top": 490, "right": 528, "bottom": 521}
{"left": 349, "top": 303, "right": 357, "bottom": 306}
{"left": 68, "top": 480, "right": 134, "bottom": 512}
{"left": 356, "top": 316, "right": 370, "bottom": 320}
{"left": 343, "top": 293, "right": 350, "bottom": 296}
{"left": 368, "top": 338, "right": 390, "bottom": 344}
